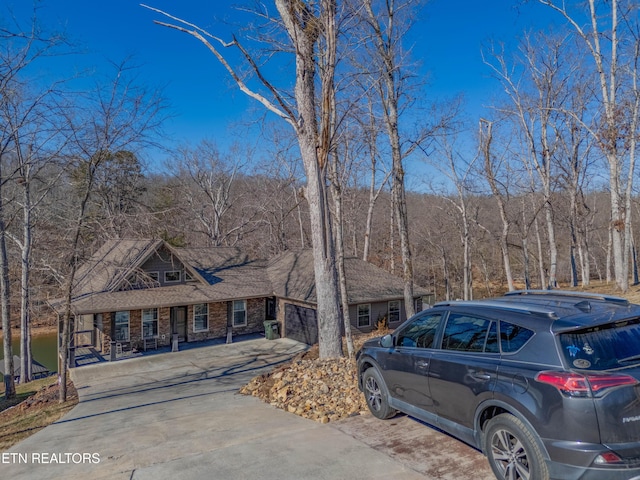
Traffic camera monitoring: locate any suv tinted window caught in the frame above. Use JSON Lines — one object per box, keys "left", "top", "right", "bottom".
{"left": 396, "top": 313, "right": 442, "bottom": 348}
{"left": 442, "top": 314, "right": 494, "bottom": 352}
{"left": 500, "top": 321, "right": 534, "bottom": 353}
{"left": 559, "top": 317, "right": 640, "bottom": 370}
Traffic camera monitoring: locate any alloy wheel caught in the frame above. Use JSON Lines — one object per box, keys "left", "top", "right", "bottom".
{"left": 364, "top": 375, "right": 383, "bottom": 412}
{"left": 490, "top": 428, "right": 531, "bottom": 480}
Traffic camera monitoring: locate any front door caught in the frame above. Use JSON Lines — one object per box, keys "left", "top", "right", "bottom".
{"left": 170, "top": 306, "right": 188, "bottom": 342}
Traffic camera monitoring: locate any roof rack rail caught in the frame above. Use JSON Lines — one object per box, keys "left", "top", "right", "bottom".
{"left": 434, "top": 300, "right": 558, "bottom": 319}
{"left": 504, "top": 289, "right": 629, "bottom": 305}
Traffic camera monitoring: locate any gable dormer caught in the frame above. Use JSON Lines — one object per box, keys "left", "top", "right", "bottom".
{"left": 121, "top": 244, "right": 200, "bottom": 291}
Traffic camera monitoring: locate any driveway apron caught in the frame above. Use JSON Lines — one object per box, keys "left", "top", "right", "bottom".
{"left": 1, "top": 338, "right": 425, "bottom": 480}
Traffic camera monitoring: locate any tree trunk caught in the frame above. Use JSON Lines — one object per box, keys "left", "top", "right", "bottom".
{"left": 59, "top": 158, "right": 97, "bottom": 402}
{"left": 329, "top": 156, "right": 354, "bottom": 358}
{"left": 480, "top": 120, "right": 514, "bottom": 291}
{"left": 461, "top": 206, "right": 472, "bottom": 300}
{"left": 389, "top": 193, "right": 395, "bottom": 274}
{"left": 522, "top": 232, "right": 531, "bottom": 290}
{"left": 363, "top": 0, "right": 415, "bottom": 319}
{"left": 363, "top": 153, "right": 380, "bottom": 262}
{"left": 1, "top": 214, "right": 15, "bottom": 399}
{"left": 276, "top": 0, "right": 343, "bottom": 359}
{"left": 569, "top": 187, "right": 579, "bottom": 288}
{"left": 534, "top": 216, "right": 546, "bottom": 289}
{"left": 441, "top": 246, "right": 451, "bottom": 301}
{"left": 20, "top": 167, "right": 33, "bottom": 384}
{"left": 607, "top": 220, "right": 613, "bottom": 284}
{"left": 544, "top": 201, "right": 558, "bottom": 289}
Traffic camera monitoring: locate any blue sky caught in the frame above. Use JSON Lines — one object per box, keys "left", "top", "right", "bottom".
{"left": 6, "top": 1, "right": 559, "bottom": 170}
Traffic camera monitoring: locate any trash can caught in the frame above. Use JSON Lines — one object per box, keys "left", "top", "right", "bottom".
{"left": 264, "top": 320, "right": 280, "bottom": 340}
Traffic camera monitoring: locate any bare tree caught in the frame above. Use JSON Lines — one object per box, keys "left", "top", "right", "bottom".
{"left": 429, "top": 134, "right": 477, "bottom": 300}
{"left": 144, "top": 1, "right": 344, "bottom": 358}
{"left": 57, "top": 60, "right": 166, "bottom": 402}
{"left": 0, "top": 4, "right": 69, "bottom": 397}
{"left": 357, "top": 0, "right": 431, "bottom": 317}
{"left": 172, "top": 140, "right": 256, "bottom": 247}
{"left": 86, "top": 150, "right": 147, "bottom": 237}
{"left": 484, "top": 33, "right": 572, "bottom": 289}
{"left": 357, "top": 97, "right": 391, "bottom": 262}
{"left": 537, "top": 0, "right": 640, "bottom": 291}
{"left": 556, "top": 79, "right": 595, "bottom": 287}
{"left": 254, "top": 146, "right": 308, "bottom": 254}
{"left": 4, "top": 96, "right": 66, "bottom": 384}
{"left": 479, "top": 119, "right": 515, "bottom": 291}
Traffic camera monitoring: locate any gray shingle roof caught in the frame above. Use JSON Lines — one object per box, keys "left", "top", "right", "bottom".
{"left": 0, "top": 356, "right": 50, "bottom": 377}
{"left": 343, "top": 256, "right": 431, "bottom": 303}
{"left": 267, "top": 249, "right": 430, "bottom": 304}
{"left": 175, "top": 247, "right": 268, "bottom": 286}
{"left": 66, "top": 241, "right": 430, "bottom": 315}
{"left": 70, "top": 281, "right": 271, "bottom": 314}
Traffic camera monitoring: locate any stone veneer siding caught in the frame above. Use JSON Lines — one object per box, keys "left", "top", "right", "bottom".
{"left": 187, "top": 301, "right": 228, "bottom": 342}
{"left": 234, "top": 298, "right": 265, "bottom": 336}
{"left": 186, "top": 298, "right": 266, "bottom": 341}
{"left": 97, "top": 298, "right": 268, "bottom": 354}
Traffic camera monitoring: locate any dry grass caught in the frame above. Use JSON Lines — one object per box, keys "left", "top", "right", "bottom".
{"left": 0, "top": 376, "right": 77, "bottom": 452}
{"left": 555, "top": 280, "right": 640, "bottom": 304}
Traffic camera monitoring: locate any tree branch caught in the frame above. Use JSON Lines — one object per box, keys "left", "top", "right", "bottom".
{"left": 141, "top": 4, "right": 296, "bottom": 128}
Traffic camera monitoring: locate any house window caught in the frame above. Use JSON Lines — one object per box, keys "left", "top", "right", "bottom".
{"left": 165, "top": 270, "right": 181, "bottom": 283}
{"left": 358, "top": 304, "right": 371, "bottom": 328}
{"left": 148, "top": 272, "right": 159, "bottom": 282}
{"left": 233, "top": 300, "right": 247, "bottom": 327}
{"left": 142, "top": 308, "right": 158, "bottom": 338}
{"left": 388, "top": 300, "right": 401, "bottom": 324}
{"left": 114, "top": 311, "right": 130, "bottom": 342}
{"left": 194, "top": 303, "right": 209, "bottom": 332}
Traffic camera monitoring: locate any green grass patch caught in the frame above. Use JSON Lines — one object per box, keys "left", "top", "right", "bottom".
{"left": 0, "top": 377, "right": 55, "bottom": 411}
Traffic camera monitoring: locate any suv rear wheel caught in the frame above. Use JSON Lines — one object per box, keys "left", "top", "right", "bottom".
{"left": 485, "top": 413, "right": 549, "bottom": 480}
{"left": 362, "top": 367, "right": 396, "bottom": 420}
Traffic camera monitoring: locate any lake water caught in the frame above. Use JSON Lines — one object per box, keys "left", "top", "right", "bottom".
{"left": 0, "top": 331, "right": 58, "bottom": 374}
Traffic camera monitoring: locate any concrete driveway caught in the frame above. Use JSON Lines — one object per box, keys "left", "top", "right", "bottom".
{"left": 1, "top": 337, "right": 495, "bottom": 480}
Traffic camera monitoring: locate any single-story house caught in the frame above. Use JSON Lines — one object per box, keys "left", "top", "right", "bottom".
{"left": 53, "top": 239, "right": 430, "bottom": 361}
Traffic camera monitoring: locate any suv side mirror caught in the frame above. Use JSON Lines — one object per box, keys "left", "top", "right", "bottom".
{"left": 380, "top": 334, "right": 394, "bottom": 348}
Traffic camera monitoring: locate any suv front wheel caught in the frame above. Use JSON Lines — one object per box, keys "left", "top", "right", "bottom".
{"left": 485, "top": 413, "right": 549, "bottom": 480}
{"left": 362, "top": 367, "right": 396, "bottom": 420}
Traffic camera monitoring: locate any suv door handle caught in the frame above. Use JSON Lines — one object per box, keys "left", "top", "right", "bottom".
{"left": 416, "top": 360, "right": 429, "bottom": 369}
{"left": 470, "top": 373, "right": 491, "bottom": 381}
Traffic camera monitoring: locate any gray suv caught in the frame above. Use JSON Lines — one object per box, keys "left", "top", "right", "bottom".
{"left": 356, "top": 290, "right": 640, "bottom": 480}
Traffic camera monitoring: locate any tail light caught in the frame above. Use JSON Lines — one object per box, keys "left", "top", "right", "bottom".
{"left": 594, "top": 452, "right": 623, "bottom": 465}
{"left": 535, "top": 371, "right": 638, "bottom": 398}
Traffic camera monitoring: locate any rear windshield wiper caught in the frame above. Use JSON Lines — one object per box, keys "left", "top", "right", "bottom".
{"left": 618, "top": 354, "right": 640, "bottom": 363}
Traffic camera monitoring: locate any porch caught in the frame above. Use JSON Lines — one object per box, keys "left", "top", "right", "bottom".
{"left": 71, "top": 332, "right": 265, "bottom": 367}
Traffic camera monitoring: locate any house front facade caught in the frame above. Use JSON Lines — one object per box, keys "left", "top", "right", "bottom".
{"left": 57, "top": 239, "right": 431, "bottom": 362}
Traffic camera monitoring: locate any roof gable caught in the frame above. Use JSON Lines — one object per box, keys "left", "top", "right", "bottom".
{"left": 73, "top": 239, "right": 163, "bottom": 297}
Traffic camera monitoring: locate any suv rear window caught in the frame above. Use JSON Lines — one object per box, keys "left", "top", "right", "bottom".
{"left": 559, "top": 317, "right": 640, "bottom": 370}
